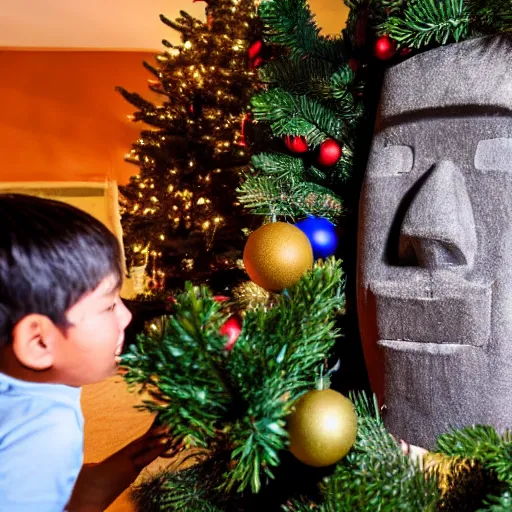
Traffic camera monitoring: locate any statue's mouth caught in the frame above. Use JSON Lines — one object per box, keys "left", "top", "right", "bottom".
{"left": 368, "top": 272, "right": 492, "bottom": 348}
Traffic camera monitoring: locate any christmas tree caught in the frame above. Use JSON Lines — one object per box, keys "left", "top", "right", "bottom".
{"left": 117, "top": 0, "right": 261, "bottom": 292}
{"left": 121, "top": 0, "right": 512, "bottom": 510}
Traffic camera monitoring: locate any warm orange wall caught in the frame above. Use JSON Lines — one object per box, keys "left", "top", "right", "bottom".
{"left": 0, "top": 50, "right": 158, "bottom": 184}
{"left": 1, "top": 1, "right": 348, "bottom": 50}
{"left": 0, "top": 2, "right": 348, "bottom": 186}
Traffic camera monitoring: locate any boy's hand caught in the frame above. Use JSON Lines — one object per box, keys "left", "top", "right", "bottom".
{"left": 67, "top": 419, "right": 177, "bottom": 512}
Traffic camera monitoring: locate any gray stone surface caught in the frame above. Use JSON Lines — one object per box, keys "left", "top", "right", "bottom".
{"left": 357, "top": 35, "right": 512, "bottom": 449}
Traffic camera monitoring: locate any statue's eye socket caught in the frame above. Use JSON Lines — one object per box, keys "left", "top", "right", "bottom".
{"left": 368, "top": 145, "right": 414, "bottom": 176}
{"left": 475, "top": 138, "right": 512, "bottom": 172}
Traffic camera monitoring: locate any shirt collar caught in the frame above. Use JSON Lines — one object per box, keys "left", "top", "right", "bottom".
{"left": 0, "top": 371, "right": 81, "bottom": 407}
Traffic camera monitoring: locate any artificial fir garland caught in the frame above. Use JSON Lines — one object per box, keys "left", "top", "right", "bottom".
{"left": 122, "top": 258, "right": 346, "bottom": 503}
{"left": 121, "top": 0, "right": 512, "bottom": 509}
{"left": 239, "top": 0, "right": 511, "bottom": 222}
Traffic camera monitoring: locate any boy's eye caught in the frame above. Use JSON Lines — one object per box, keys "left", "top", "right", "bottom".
{"left": 106, "top": 302, "right": 117, "bottom": 312}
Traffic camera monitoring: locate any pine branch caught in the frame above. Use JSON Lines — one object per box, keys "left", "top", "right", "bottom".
{"left": 285, "top": 393, "right": 439, "bottom": 511}
{"left": 324, "top": 393, "right": 439, "bottom": 511}
{"left": 159, "top": 11, "right": 199, "bottom": 39}
{"left": 238, "top": 172, "right": 344, "bottom": 221}
{"left": 121, "top": 283, "right": 235, "bottom": 449}
{"left": 478, "top": 489, "right": 512, "bottom": 512}
{"left": 329, "top": 65, "right": 357, "bottom": 102}
{"left": 436, "top": 426, "right": 512, "bottom": 486}
{"left": 116, "top": 86, "right": 157, "bottom": 112}
{"left": 282, "top": 496, "right": 322, "bottom": 512}
{"left": 378, "top": 0, "right": 471, "bottom": 48}
{"left": 133, "top": 454, "right": 243, "bottom": 511}
{"left": 260, "top": 56, "right": 357, "bottom": 108}
{"left": 259, "top": 0, "right": 347, "bottom": 65}
{"left": 123, "top": 260, "right": 345, "bottom": 498}
{"left": 466, "top": 0, "right": 512, "bottom": 34}
{"left": 251, "top": 89, "right": 347, "bottom": 145}
{"left": 223, "top": 258, "right": 345, "bottom": 492}
{"left": 251, "top": 152, "right": 307, "bottom": 183}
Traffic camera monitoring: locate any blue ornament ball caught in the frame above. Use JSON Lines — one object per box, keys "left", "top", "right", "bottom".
{"left": 294, "top": 217, "right": 338, "bottom": 259}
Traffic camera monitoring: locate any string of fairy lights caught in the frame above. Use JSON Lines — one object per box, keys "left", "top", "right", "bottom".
{"left": 118, "top": 0, "right": 260, "bottom": 290}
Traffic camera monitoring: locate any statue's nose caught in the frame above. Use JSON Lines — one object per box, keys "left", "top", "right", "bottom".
{"left": 398, "top": 160, "right": 477, "bottom": 269}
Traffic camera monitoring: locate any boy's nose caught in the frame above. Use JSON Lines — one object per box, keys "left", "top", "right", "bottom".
{"left": 118, "top": 300, "right": 133, "bottom": 328}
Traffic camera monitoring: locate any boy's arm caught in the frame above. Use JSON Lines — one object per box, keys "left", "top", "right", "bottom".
{"left": 66, "top": 420, "right": 172, "bottom": 512}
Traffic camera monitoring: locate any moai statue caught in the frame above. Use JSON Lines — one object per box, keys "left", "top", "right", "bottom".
{"left": 357, "top": 35, "right": 512, "bottom": 449}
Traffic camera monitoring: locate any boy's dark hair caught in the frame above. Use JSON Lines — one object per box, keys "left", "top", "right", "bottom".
{"left": 0, "top": 194, "right": 123, "bottom": 346}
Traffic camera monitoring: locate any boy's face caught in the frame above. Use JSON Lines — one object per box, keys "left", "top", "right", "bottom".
{"left": 53, "top": 274, "right": 132, "bottom": 386}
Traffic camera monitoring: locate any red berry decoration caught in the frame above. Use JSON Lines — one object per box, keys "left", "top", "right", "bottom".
{"left": 374, "top": 35, "right": 397, "bottom": 61}
{"left": 248, "top": 40, "right": 263, "bottom": 60}
{"left": 238, "top": 113, "right": 251, "bottom": 147}
{"left": 284, "top": 135, "right": 309, "bottom": 154}
{"left": 220, "top": 316, "right": 242, "bottom": 351}
{"left": 251, "top": 56, "right": 265, "bottom": 68}
{"left": 317, "top": 139, "right": 342, "bottom": 167}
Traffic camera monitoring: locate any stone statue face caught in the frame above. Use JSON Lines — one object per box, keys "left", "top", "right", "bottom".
{"left": 357, "top": 35, "right": 512, "bottom": 448}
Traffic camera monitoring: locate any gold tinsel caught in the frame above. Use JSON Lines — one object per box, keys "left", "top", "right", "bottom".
{"left": 232, "top": 280, "right": 276, "bottom": 315}
{"left": 424, "top": 452, "right": 476, "bottom": 496}
{"left": 422, "top": 451, "right": 498, "bottom": 511}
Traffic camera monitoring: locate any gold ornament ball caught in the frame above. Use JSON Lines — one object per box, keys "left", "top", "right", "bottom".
{"left": 243, "top": 222, "right": 313, "bottom": 291}
{"left": 288, "top": 389, "right": 358, "bottom": 467}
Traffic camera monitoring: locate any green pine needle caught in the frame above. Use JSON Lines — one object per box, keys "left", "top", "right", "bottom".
{"left": 466, "top": 0, "right": 512, "bottom": 34}
{"left": 259, "top": 0, "right": 346, "bottom": 64}
{"left": 238, "top": 171, "right": 344, "bottom": 221}
{"left": 436, "top": 426, "right": 512, "bottom": 486}
{"left": 260, "top": 56, "right": 358, "bottom": 108}
{"left": 477, "top": 489, "right": 512, "bottom": 512}
{"left": 251, "top": 88, "right": 347, "bottom": 145}
{"left": 122, "top": 260, "right": 345, "bottom": 496}
{"left": 379, "top": 0, "right": 471, "bottom": 48}
{"left": 286, "top": 393, "right": 439, "bottom": 511}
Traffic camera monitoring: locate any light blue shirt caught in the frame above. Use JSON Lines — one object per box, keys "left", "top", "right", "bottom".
{"left": 0, "top": 372, "right": 84, "bottom": 512}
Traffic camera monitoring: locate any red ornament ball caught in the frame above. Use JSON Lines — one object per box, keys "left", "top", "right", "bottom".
{"left": 220, "top": 316, "right": 242, "bottom": 351}
{"left": 285, "top": 135, "right": 309, "bottom": 154}
{"left": 317, "top": 139, "right": 342, "bottom": 167}
{"left": 374, "top": 35, "right": 397, "bottom": 61}
{"left": 248, "top": 40, "right": 263, "bottom": 60}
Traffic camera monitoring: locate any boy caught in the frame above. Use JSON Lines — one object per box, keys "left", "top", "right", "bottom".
{"left": 0, "top": 194, "right": 170, "bottom": 511}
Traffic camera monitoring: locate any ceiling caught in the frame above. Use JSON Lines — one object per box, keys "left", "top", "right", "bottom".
{"left": 0, "top": 0, "right": 348, "bottom": 50}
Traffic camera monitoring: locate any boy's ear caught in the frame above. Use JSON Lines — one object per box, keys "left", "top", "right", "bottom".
{"left": 11, "top": 314, "right": 58, "bottom": 371}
